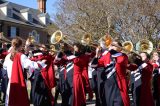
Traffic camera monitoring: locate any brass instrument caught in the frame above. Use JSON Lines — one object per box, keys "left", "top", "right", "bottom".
{"left": 81, "top": 33, "right": 92, "bottom": 45}
{"left": 81, "top": 33, "right": 113, "bottom": 49}
{"left": 136, "top": 39, "right": 153, "bottom": 54}
{"left": 50, "top": 30, "right": 79, "bottom": 48}
{"left": 25, "top": 35, "right": 35, "bottom": 45}
{"left": 49, "top": 45, "right": 57, "bottom": 55}
{"left": 50, "top": 30, "right": 63, "bottom": 44}
{"left": 122, "top": 41, "right": 133, "bottom": 52}
{"left": 99, "top": 34, "right": 112, "bottom": 48}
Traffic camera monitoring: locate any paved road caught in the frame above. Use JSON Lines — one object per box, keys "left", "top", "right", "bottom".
{"left": 55, "top": 100, "right": 96, "bottom": 106}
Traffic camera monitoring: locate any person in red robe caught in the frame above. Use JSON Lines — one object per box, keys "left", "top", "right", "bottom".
{"left": 151, "top": 51, "right": 160, "bottom": 106}
{"left": 81, "top": 46, "right": 95, "bottom": 100}
{"left": 71, "top": 43, "right": 89, "bottom": 106}
{"left": 128, "top": 52, "right": 155, "bottom": 106}
{"left": 30, "top": 50, "right": 56, "bottom": 106}
{"left": 91, "top": 40, "right": 130, "bottom": 106}
{"left": 3, "top": 37, "right": 46, "bottom": 106}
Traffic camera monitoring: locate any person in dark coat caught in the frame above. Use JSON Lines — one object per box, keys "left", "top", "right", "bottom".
{"left": 128, "top": 52, "right": 155, "bottom": 106}
{"left": 91, "top": 41, "right": 130, "bottom": 106}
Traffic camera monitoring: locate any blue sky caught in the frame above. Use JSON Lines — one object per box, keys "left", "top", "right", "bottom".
{"left": 7, "top": 0, "right": 57, "bottom": 16}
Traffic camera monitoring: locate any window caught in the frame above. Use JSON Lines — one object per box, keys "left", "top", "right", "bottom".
{"left": 35, "top": 34, "right": 40, "bottom": 43}
{"left": 28, "top": 14, "right": 32, "bottom": 22}
{"left": 10, "top": 27, "right": 16, "bottom": 38}
{"left": 8, "top": 26, "right": 18, "bottom": 38}
{"left": 31, "top": 30, "right": 39, "bottom": 42}
{"left": 46, "top": 18, "right": 49, "bottom": 25}
{"left": 7, "top": 8, "right": 12, "bottom": 17}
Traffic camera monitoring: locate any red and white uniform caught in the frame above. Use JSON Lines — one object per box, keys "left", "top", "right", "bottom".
{"left": 3, "top": 53, "right": 46, "bottom": 106}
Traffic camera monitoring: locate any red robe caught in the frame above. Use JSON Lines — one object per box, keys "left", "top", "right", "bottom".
{"left": 73, "top": 54, "right": 87, "bottom": 106}
{"left": 0, "top": 50, "right": 8, "bottom": 59}
{"left": 128, "top": 61, "right": 155, "bottom": 106}
{"left": 152, "top": 61, "right": 160, "bottom": 104}
{"left": 98, "top": 52, "right": 130, "bottom": 106}
{"left": 140, "top": 61, "right": 154, "bottom": 106}
{"left": 82, "top": 54, "right": 93, "bottom": 98}
{"left": 9, "top": 53, "right": 30, "bottom": 106}
{"left": 31, "top": 54, "right": 56, "bottom": 106}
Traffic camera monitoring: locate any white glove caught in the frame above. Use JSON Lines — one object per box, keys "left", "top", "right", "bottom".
{"left": 37, "top": 60, "right": 47, "bottom": 68}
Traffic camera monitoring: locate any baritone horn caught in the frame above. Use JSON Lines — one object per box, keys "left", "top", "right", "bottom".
{"left": 136, "top": 39, "right": 153, "bottom": 54}
{"left": 50, "top": 30, "right": 63, "bottom": 44}
{"left": 81, "top": 33, "right": 113, "bottom": 48}
{"left": 50, "top": 30, "right": 79, "bottom": 47}
{"left": 122, "top": 41, "right": 134, "bottom": 52}
{"left": 98, "top": 34, "right": 112, "bottom": 48}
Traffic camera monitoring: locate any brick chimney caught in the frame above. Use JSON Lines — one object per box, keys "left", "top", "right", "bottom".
{"left": 37, "top": 0, "right": 47, "bottom": 13}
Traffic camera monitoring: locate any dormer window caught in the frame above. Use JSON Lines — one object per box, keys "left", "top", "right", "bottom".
{"left": 0, "top": 2, "right": 12, "bottom": 17}
{"left": 38, "top": 13, "right": 50, "bottom": 25}
{"left": 7, "top": 8, "right": 12, "bottom": 17}
{"left": 46, "top": 18, "right": 50, "bottom": 25}
{"left": 28, "top": 13, "right": 32, "bottom": 22}
{"left": 20, "top": 8, "right": 32, "bottom": 22}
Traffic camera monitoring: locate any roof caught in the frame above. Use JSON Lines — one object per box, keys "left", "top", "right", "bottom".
{"left": 0, "top": 0, "right": 50, "bottom": 28}
{"left": 0, "top": 0, "right": 6, "bottom": 4}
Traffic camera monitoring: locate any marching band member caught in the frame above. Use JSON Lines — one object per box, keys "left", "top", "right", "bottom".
{"left": 0, "top": 43, "right": 9, "bottom": 103}
{"left": 54, "top": 42, "right": 73, "bottom": 106}
{"left": 91, "top": 40, "right": 130, "bottom": 106}
{"left": 90, "top": 39, "right": 109, "bottom": 106}
{"left": 55, "top": 42, "right": 92, "bottom": 106}
{"left": 3, "top": 37, "right": 46, "bottom": 106}
{"left": 128, "top": 52, "right": 154, "bottom": 106}
{"left": 71, "top": 42, "right": 90, "bottom": 106}
{"left": 29, "top": 48, "right": 56, "bottom": 106}
{"left": 82, "top": 46, "right": 95, "bottom": 101}
{"left": 151, "top": 51, "right": 160, "bottom": 106}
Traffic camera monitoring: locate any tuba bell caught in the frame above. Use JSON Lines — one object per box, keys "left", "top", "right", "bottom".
{"left": 136, "top": 39, "right": 153, "bottom": 54}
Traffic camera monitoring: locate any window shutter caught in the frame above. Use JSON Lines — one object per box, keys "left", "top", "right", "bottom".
{"left": 7, "top": 26, "right": 11, "bottom": 37}
{"left": 16, "top": 27, "right": 19, "bottom": 36}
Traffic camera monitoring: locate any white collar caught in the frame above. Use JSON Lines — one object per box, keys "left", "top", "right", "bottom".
{"left": 34, "top": 52, "right": 43, "bottom": 56}
{"left": 112, "top": 53, "right": 122, "bottom": 57}
{"left": 102, "top": 50, "right": 108, "bottom": 56}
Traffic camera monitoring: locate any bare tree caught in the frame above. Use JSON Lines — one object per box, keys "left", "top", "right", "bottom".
{"left": 53, "top": 0, "right": 160, "bottom": 47}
